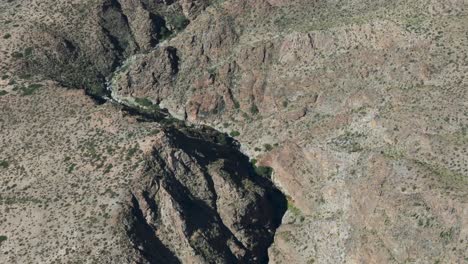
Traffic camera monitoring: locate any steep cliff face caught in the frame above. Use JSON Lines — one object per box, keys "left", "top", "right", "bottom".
{"left": 1, "top": 0, "right": 467, "bottom": 263}
{"left": 125, "top": 125, "right": 285, "bottom": 263}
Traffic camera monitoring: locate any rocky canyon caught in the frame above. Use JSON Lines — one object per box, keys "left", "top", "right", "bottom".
{"left": 0, "top": 0, "right": 467, "bottom": 263}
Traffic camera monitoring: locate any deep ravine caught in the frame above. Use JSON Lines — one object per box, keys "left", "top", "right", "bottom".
{"left": 74, "top": 46, "right": 288, "bottom": 263}
{"left": 94, "top": 88, "right": 287, "bottom": 263}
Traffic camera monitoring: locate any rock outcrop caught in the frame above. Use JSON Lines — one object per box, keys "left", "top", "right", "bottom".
{"left": 124, "top": 125, "right": 285, "bottom": 263}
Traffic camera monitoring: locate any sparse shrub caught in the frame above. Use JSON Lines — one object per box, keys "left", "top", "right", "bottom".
{"left": 127, "top": 145, "right": 138, "bottom": 160}
{"left": 3, "top": 33, "right": 11, "bottom": 39}
{"left": 207, "top": 67, "right": 217, "bottom": 75}
{"left": 11, "top": 51, "right": 23, "bottom": 58}
{"left": 19, "top": 73, "right": 31, "bottom": 79}
{"left": 440, "top": 228, "right": 454, "bottom": 242}
{"left": 0, "top": 90, "right": 7, "bottom": 96}
{"left": 103, "top": 164, "right": 113, "bottom": 174}
{"left": 67, "top": 164, "right": 76, "bottom": 173}
{"left": 0, "top": 235, "right": 7, "bottom": 245}
{"left": 250, "top": 104, "right": 259, "bottom": 115}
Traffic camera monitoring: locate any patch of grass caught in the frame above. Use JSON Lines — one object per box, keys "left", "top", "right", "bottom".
{"left": 24, "top": 47, "right": 33, "bottom": 57}
{"left": 0, "top": 196, "right": 41, "bottom": 205}
{"left": 415, "top": 160, "right": 467, "bottom": 189}
{"left": 287, "top": 196, "right": 302, "bottom": 216}
{"left": 11, "top": 51, "right": 23, "bottom": 59}
{"left": 126, "top": 145, "right": 139, "bottom": 160}
{"left": 331, "top": 131, "right": 365, "bottom": 152}
{"left": 134, "top": 97, "right": 156, "bottom": 108}
{"left": 20, "top": 83, "right": 42, "bottom": 96}
{"left": 382, "top": 147, "right": 405, "bottom": 159}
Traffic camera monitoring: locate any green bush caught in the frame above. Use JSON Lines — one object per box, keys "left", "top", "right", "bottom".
{"left": 216, "top": 133, "right": 229, "bottom": 145}
{"left": 3, "top": 33, "right": 11, "bottom": 39}
{"left": 87, "top": 84, "right": 107, "bottom": 98}
{"left": 170, "top": 14, "right": 189, "bottom": 31}
{"left": 0, "top": 160, "right": 9, "bottom": 168}
{"left": 250, "top": 104, "right": 259, "bottom": 114}
{"left": 255, "top": 165, "right": 273, "bottom": 178}
{"left": 0, "top": 235, "right": 7, "bottom": 244}
{"left": 263, "top": 144, "right": 273, "bottom": 151}
{"left": 0, "top": 90, "right": 7, "bottom": 96}
{"left": 134, "top": 97, "right": 154, "bottom": 108}
{"left": 230, "top": 130, "right": 240, "bottom": 137}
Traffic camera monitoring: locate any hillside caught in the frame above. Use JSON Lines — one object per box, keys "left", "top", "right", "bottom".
{"left": 0, "top": 0, "right": 467, "bottom": 263}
